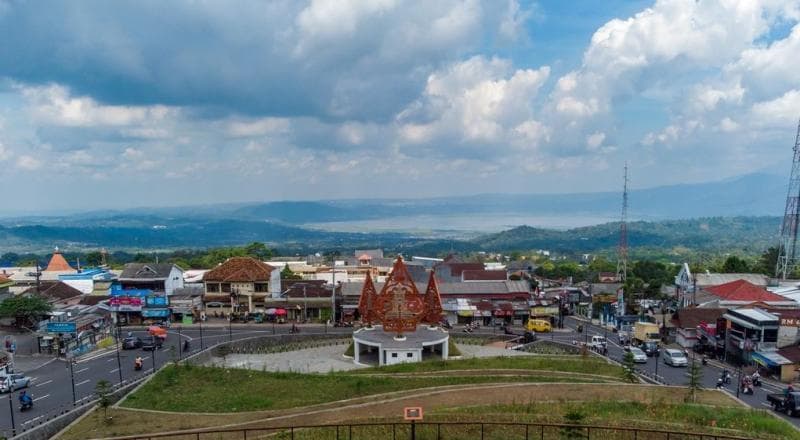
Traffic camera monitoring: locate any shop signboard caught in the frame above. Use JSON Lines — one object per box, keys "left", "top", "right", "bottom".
{"left": 47, "top": 322, "right": 77, "bottom": 333}
{"left": 182, "top": 315, "right": 194, "bottom": 325}
{"left": 142, "top": 309, "right": 170, "bottom": 318}
{"left": 146, "top": 296, "right": 169, "bottom": 307}
{"left": 110, "top": 297, "right": 143, "bottom": 307}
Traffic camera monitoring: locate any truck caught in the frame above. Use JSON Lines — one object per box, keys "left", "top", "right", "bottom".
{"left": 633, "top": 322, "right": 661, "bottom": 345}
{"left": 589, "top": 335, "right": 607, "bottom": 351}
{"left": 767, "top": 392, "right": 800, "bottom": 416}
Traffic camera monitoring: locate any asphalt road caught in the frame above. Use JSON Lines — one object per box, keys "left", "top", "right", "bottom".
{"left": 557, "top": 316, "right": 800, "bottom": 428}
{"left": 0, "top": 324, "right": 351, "bottom": 436}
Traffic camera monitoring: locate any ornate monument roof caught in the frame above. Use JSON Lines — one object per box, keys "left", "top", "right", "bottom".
{"left": 359, "top": 256, "right": 443, "bottom": 336}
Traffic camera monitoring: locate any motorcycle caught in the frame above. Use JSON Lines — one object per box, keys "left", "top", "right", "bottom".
{"left": 752, "top": 373, "right": 762, "bottom": 387}
{"left": 701, "top": 356, "right": 708, "bottom": 366}
{"left": 134, "top": 358, "right": 143, "bottom": 371}
{"left": 722, "top": 370, "right": 732, "bottom": 384}
{"left": 19, "top": 394, "right": 33, "bottom": 411}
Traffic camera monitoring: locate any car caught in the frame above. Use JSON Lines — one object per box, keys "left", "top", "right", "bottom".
{"left": 141, "top": 336, "right": 162, "bottom": 351}
{"left": 122, "top": 336, "right": 143, "bottom": 350}
{"left": 641, "top": 341, "right": 660, "bottom": 357}
{"left": 629, "top": 347, "right": 648, "bottom": 363}
{"left": 526, "top": 319, "right": 552, "bottom": 333}
{"left": 662, "top": 348, "right": 688, "bottom": 367}
{"left": 589, "top": 335, "right": 607, "bottom": 350}
{"left": 0, "top": 373, "right": 31, "bottom": 393}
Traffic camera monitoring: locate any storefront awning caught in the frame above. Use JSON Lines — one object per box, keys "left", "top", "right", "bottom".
{"left": 751, "top": 351, "right": 792, "bottom": 368}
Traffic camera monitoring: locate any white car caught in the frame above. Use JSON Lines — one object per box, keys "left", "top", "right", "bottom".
{"left": 629, "top": 347, "right": 648, "bottom": 363}
{"left": 662, "top": 349, "right": 688, "bottom": 367}
{"left": 0, "top": 373, "right": 31, "bottom": 393}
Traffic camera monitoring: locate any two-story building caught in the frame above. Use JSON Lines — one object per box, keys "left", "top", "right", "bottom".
{"left": 119, "top": 263, "right": 184, "bottom": 295}
{"left": 203, "top": 257, "right": 280, "bottom": 315}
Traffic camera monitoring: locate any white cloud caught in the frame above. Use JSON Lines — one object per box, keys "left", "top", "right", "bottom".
{"left": 398, "top": 56, "right": 550, "bottom": 152}
{"left": 0, "top": 142, "right": 10, "bottom": 161}
{"left": 226, "top": 117, "right": 290, "bottom": 138}
{"left": 586, "top": 132, "right": 605, "bottom": 150}
{"left": 751, "top": 89, "right": 800, "bottom": 126}
{"left": 122, "top": 147, "right": 144, "bottom": 161}
{"left": 16, "top": 155, "right": 41, "bottom": 170}
{"left": 20, "top": 84, "right": 174, "bottom": 127}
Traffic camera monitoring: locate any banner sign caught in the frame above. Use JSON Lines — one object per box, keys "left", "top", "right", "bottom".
{"left": 109, "top": 297, "right": 143, "bottom": 307}
{"left": 146, "top": 296, "right": 169, "bottom": 307}
{"left": 142, "top": 309, "right": 170, "bottom": 318}
{"left": 47, "top": 322, "right": 77, "bottom": 333}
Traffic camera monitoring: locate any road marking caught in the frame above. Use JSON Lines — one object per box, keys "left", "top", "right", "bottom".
{"left": 110, "top": 368, "right": 119, "bottom": 374}
{"left": 22, "top": 415, "right": 43, "bottom": 425}
{"left": 107, "top": 358, "right": 116, "bottom": 362}
{"left": 28, "top": 377, "right": 38, "bottom": 382}
{"left": 75, "top": 379, "right": 91, "bottom": 386}
{"left": 32, "top": 394, "right": 50, "bottom": 402}
{"left": 35, "top": 379, "right": 53, "bottom": 388}
{"left": 141, "top": 356, "right": 150, "bottom": 360}
{"left": 75, "top": 367, "right": 89, "bottom": 374}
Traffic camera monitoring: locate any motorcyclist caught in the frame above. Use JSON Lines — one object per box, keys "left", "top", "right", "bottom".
{"left": 183, "top": 339, "right": 190, "bottom": 351}
{"left": 19, "top": 390, "right": 32, "bottom": 408}
{"left": 134, "top": 356, "right": 143, "bottom": 369}
{"left": 752, "top": 370, "right": 761, "bottom": 386}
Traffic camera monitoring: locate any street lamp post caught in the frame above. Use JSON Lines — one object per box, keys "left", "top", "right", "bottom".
{"left": 303, "top": 284, "right": 308, "bottom": 323}
{"left": 199, "top": 317, "right": 204, "bottom": 350}
{"left": 229, "top": 289, "right": 237, "bottom": 342}
{"left": 68, "top": 358, "right": 77, "bottom": 406}
{"left": 8, "top": 393, "right": 16, "bottom": 436}
{"left": 115, "top": 323, "right": 123, "bottom": 384}
{"left": 177, "top": 326, "right": 182, "bottom": 360}
{"left": 151, "top": 345, "right": 156, "bottom": 372}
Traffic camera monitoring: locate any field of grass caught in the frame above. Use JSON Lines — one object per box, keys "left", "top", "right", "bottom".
{"left": 59, "top": 385, "right": 744, "bottom": 440}
{"left": 431, "top": 401, "right": 800, "bottom": 440}
{"left": 121, "top": 363, "right": 615, "bottom": 413}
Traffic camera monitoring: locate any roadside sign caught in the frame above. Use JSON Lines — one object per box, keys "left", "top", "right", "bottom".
{"left": 47, "top": 322, "right": 77, "bottom": 333}
{"left": 404, "top": 407, "right": 423, "bottom": 421}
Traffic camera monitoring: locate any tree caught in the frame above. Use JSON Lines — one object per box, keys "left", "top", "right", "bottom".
{"left": 244, "top": 242, "right": 273, "bottom": 260}
{"left": 622, "top": 351, "right": 638, "bottom": 383}
{"left": 84, "top": 251, "right": 104, "bottom": 266}
{"left": 95, "top": 379, "right": 113, "bottom": 422}
{"left": 758, "top": 247, "right": 780, "bottom": 275}
{"left": 0, "top": 295, "right": 52, "bottom": 328}
{"left": 722, "top": 255, "right": 750, "bottom": 273}
{"left": 686, "top": 359, "right": 703, "bottom": 403}
{"left": 588, "top": 256, "right": 616, "bottom": 275}
{"left": 280, "top": 265, "right": 302, "bottom": 280}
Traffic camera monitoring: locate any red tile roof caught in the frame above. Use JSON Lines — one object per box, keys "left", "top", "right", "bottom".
{"left": 45, "top": 251, "right": 72, "bottom": 272}
{"left": 462, "top": 270, "right": 507, "bottom": 281}
{"left": 672, "top": 307, "right": 726, "bottom": 329}
{"left": 704, "top": 279, "right": 786, "bottom": 302}
{"left": 204, "top": 257, "right": 275, "bottom": 282}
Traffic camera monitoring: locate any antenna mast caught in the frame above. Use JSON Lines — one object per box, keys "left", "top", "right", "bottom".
{"left": 776, "top": 119, "right": 800, "bottom": 279}
{"left": 616, "top": 163, "right": 629, "bottom": 283}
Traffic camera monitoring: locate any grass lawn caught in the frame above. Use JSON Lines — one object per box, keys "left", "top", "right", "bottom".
{"left": 60, "top": 385, "right": 741, "bottom": 440}
{"left": 432, "top": 401, "right": 800, "bottom": 440}
{"left": 353, "top": 355, "right": 622, "bottom": 377}
{"left": 121, "top": 363, "right": 614, "bottom": 412}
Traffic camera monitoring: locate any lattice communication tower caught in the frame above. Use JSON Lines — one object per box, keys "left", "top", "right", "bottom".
{"left": 776, "top": 119, "right": 800, "bottom": 279}
{"left": 616, "top": 163, "right": 629, "bottom": 283}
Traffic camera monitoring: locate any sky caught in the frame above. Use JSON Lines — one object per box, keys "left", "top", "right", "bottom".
{"left": 1, "top": 0, "right": 800, "bottom": 213}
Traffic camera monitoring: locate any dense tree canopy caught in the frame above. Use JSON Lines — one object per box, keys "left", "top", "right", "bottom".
{"left": 0, "top": 295, "right": 52, "bottom": 327}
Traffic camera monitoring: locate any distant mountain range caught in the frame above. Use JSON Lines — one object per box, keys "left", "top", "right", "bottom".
{"left": 0, "top": 172, "right": 788, "bottom": 255}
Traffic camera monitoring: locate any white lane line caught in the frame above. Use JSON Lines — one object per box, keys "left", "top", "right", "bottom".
{"left": 141, "top": 356, "right": 150, "bottom": 360}
{"left": 107, "top": 358, "right": 116, "bottom": 362}
{"left": 28, "top": 377, "right": 38, "bottom": 382}
{"left": 75, "top": 367, "right": 89, "bottom": 374}
{"left": 110, "top": 368, "right": 119, "bottom": 374}
{"left": 35, "top": 379, "right": 53, "bottom": 388}
{"left": 22, "top": 415, "right": 43, "bottom": 425}
{"left": 32, "top": 394, "right": 50, "bottom": 402}
{"left": 75, "top": 379, "right": 91, "bottom": 386}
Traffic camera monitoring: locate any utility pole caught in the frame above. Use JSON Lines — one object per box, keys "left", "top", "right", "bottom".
{"left": 777, "top": 119, "right": 800, "bottom": 279}
{"left": 8, "top": 393, "right": 16, "bottom": 436}
{"left": 178, "top": 326, "right": 182, "bottom": 360}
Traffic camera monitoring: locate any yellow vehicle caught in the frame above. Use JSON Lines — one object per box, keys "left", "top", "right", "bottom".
{"left": 526, "top": 319, "right": 552, "bottom": 333}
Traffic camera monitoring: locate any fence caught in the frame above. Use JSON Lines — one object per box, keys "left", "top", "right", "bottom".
{"left": 99, "top": 420, "right": 761, "bottom": 440}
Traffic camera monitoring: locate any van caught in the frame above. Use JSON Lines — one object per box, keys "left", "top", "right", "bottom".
{"left": 526, "top": 319, "right": 552, "bottom": 333}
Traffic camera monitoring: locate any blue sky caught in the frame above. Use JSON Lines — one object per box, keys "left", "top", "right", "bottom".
{"left": 1, "top": 0, "right": 799, "bottom": 212}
